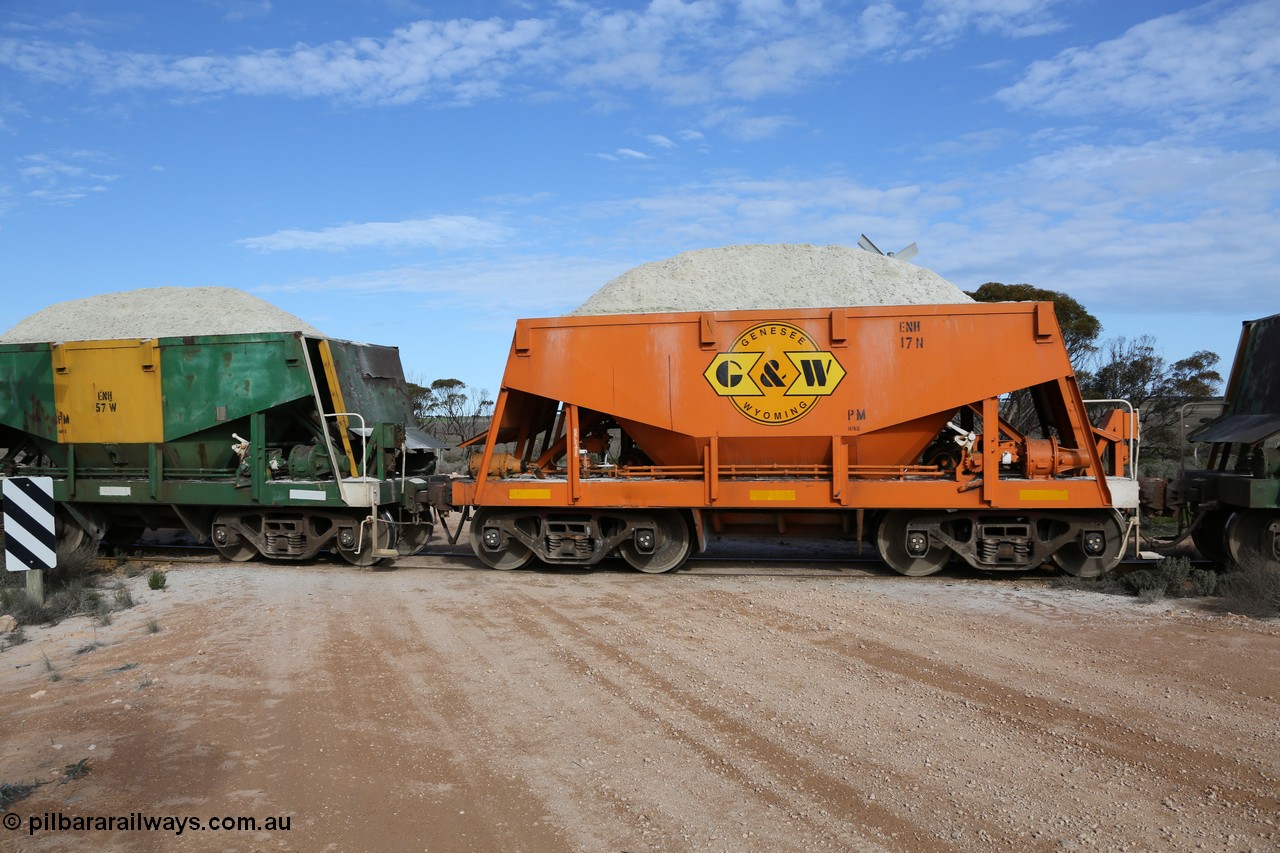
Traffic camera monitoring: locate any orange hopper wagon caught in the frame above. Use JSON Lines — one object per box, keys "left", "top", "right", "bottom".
{"left": 443, "top": 302, "right": 1137, "bottom": 576}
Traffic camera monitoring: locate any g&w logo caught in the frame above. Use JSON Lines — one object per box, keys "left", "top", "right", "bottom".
{"left": 703, "top": 322, "right": 846, "bottom": 425}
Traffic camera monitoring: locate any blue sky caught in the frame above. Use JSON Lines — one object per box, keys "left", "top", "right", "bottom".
{"left": 1, "top": 0, "right": 1277, "bottom": 393}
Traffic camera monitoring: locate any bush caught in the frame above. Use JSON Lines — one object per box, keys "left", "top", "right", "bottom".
{"left": 45, "top": 548, "right": 102, "bottom": 586}
{"left": 1218, "top": 559, "right": 1280, "bottom": 618}
{"left": 112, "top": 585, "right": 135, "bottom": 610}
{"left": 44, "top": 581, "right": 103, "bottom": 623}
{"left": 3, "top": 592, "right": 52, "bottom": 627}
{"left": 147, "top": 570, "right": 167, "bottom": 591}
{"left": 1121, "top": 568, "right": 1165, "bottom": 597}
{"left": 1189, "top": 568, "right": 1218, "bottom": 597}
{"left": 0, "top": 780, "right": 42, "bottom": 810}
{"left": 1122, "top": 557, "right": 1194, "bottom": 598}
{"left": 1, "top": 554, "right": 106, "bottom": 627}
{"left": 1051, "top": 573, "right": 1127, "bottom": 594}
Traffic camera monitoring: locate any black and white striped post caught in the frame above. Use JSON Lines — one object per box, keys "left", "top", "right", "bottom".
{"left": 2, "top": 476, "right": 57, "bottom": 604}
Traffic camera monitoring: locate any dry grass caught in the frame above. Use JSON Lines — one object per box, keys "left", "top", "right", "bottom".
{"left": 1218, "top": 557, "right": 1280, "bottom": 618}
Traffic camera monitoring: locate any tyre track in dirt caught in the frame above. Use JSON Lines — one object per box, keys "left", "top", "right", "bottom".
{"left": 468, "top": 578, "right": 1279, "bottom": 851}
{"left": 264, "top": 597, "right": 566, "bottom": 852}
{"left": 745, "top": 593, "right": 1278, "bottom": 804}
{"left": 498, "top": 599, "right": 938, "bottom": 851}
{"left": 492, "top": 587, "right": 1043, "bottom": 852}
{"left": 391, "top": 583, "right": 855, "bottom": 852}
{"left": 550, "top": 586, "right": 1063, "bottom": 844}
{"left": 735, "top": 585, "right": 1280, "bottom": 848}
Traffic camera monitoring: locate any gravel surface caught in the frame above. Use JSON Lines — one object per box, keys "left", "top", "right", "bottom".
{"left": 2, "top": 552, "right": 1276, "bottom": 852}
{"left": 0, "top": 287, "right": 323, "bottom": 343}
{"left": 571, "top": 244, "right": 973, "bottom": 315}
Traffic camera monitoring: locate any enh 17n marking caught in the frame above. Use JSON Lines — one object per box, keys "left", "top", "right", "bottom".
{"left": 898, "top": 319, "right": 925, "bottom": 349}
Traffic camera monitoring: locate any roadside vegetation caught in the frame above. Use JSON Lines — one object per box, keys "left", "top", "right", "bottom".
{"left": 1217, "top": 558, "right": 1280, "bottom": 618}
{"left": 0, "top": 549, "right": 148, "bottom": 635}
{"left": 1055, "top": 555, "right": 1280, "bottom": 618}
{"left": 1, "top": 759, "right": 92, "bottom": 814}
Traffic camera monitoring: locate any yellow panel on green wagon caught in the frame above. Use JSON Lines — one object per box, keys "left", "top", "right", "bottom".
{"left": 52, "top": 339, "right": 163, "bottom": 443}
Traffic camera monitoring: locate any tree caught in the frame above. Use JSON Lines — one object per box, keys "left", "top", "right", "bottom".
{"left": 1077, "top": 337, "right": 1223, "bottom": 474}
{"left": 409, "top": 377, "right": 495, "bottom": 445}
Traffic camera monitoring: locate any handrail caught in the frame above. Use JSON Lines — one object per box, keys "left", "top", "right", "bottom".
{"left": 1084, "top": 398, "right": 1140, "bottom": 558}
{"left": 1177, "top": 399, "right": 1226, "bottom": 475}
{"left": 321, "top": 412, "right": 369, "bottom": 483}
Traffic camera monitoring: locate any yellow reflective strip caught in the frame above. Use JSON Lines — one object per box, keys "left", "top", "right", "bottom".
{"left": 749, "top": 489, "right": 796, "bottom": 501}
{"left": 1020, "top": 489, "right": 1069, "bottom": 501}
{"left": 509, "top": 488, "right": 552, "bottom": 500}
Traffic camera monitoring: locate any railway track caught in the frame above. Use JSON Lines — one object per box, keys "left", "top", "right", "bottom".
{"left": 108, "top": 539, "right": 1211, "bottom": 580}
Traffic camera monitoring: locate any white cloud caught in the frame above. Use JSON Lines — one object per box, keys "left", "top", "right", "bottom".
{"left": 703, "top": 107, "right": 799, "bottom": 140}
{"left": 1, "top": 11, "right": 110, "bottom": 36}
{"left": 921, "top": 0, "right": 1068, "bottom": 43}
{"left": 592, "top": 147, "right": 656, "bottom": 162}
{"left": 0, "top": 1, "right": 1053, "bottom": 113}
{"left": 250, "top": 252, "right": 641, "bottom": 387}
{"left": 575, "top": 173, "right": 934, "bottom": 251}
{"left": 646, "top": 133, "right": 676, "bottom": 149}
{"left": 0, "top": 17, "right": 549, "bottom": 106}
{"left": 16, "top": 151, "right": 118, "bottom": 204}
{"left": 216, "top": 0, "right": 273, "bottom": 23}
{"left": 559, "top": 136, "right": 1278, "bottom": 326}
{"left": 997, "top": 1, "right": 1280, "bottom": 131}
{"left": 236, "top": 216, "right": 510, "bottom": 252}
{"left": 919, "top": 128, "right": 1010, "bottom": 161}
{"left": 913, "top": 141, "right": 1280, "bottom": 319}
{"left": 722, "top": 35, "right": 847, "bottom": 98}
{"left": 253, "top": 254, "right": 626, "bottom": 314}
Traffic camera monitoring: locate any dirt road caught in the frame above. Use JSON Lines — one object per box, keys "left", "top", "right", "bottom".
{"left": 2, "top": 551, "right": 1278, "bottom": 852}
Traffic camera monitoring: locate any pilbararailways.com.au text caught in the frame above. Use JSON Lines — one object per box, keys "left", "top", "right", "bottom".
{"left": 5, "top": 811, "right": 292, "bottom": 836}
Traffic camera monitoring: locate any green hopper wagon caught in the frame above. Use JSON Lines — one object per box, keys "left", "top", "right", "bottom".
{"left": 0, "top": 332, "right": 440, "bottom": 565}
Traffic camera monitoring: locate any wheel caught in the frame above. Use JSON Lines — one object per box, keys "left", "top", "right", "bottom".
{"left": 1052, "top": 511, "right": 1126, "bottom": 577}
{"left": 396, "top": 520, "right": 434, "bottom": 556}
{"left": 618, "top": 511, "right": 691, "bottom": 573}
{"left": 55, "top": 511, "right": 99, "bottom": 562}
{"left": 337, "top": 512, "right": 397, "bottom": 567}
{"left": 922, "top": 441, "right": 961, "bottom": 474}
{"left": 470, "top": 509, "right": 535, "bottom": 570}
{"left": 1224, "top": 510, "right": 1280, "bottom": 567}
{"left": 211, "top": 514, "right": 257, "bottom": 562}
{"left": 875, "top": 510, "right": 950, "bottom": 576}
{"left": 1190, "top": 510, "right": 1230, "bottom": 564}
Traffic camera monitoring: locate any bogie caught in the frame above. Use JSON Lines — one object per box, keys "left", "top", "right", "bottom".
{"left": 872, "top": 509, "right": 1127, "bottom": 577}
{"left": 469, "top": 508, "right": 693, "bottom": 574}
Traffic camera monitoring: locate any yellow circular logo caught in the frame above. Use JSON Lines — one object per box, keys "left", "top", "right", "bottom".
{"left": 703, "top": 322, "right": 846, "bottom": 425}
